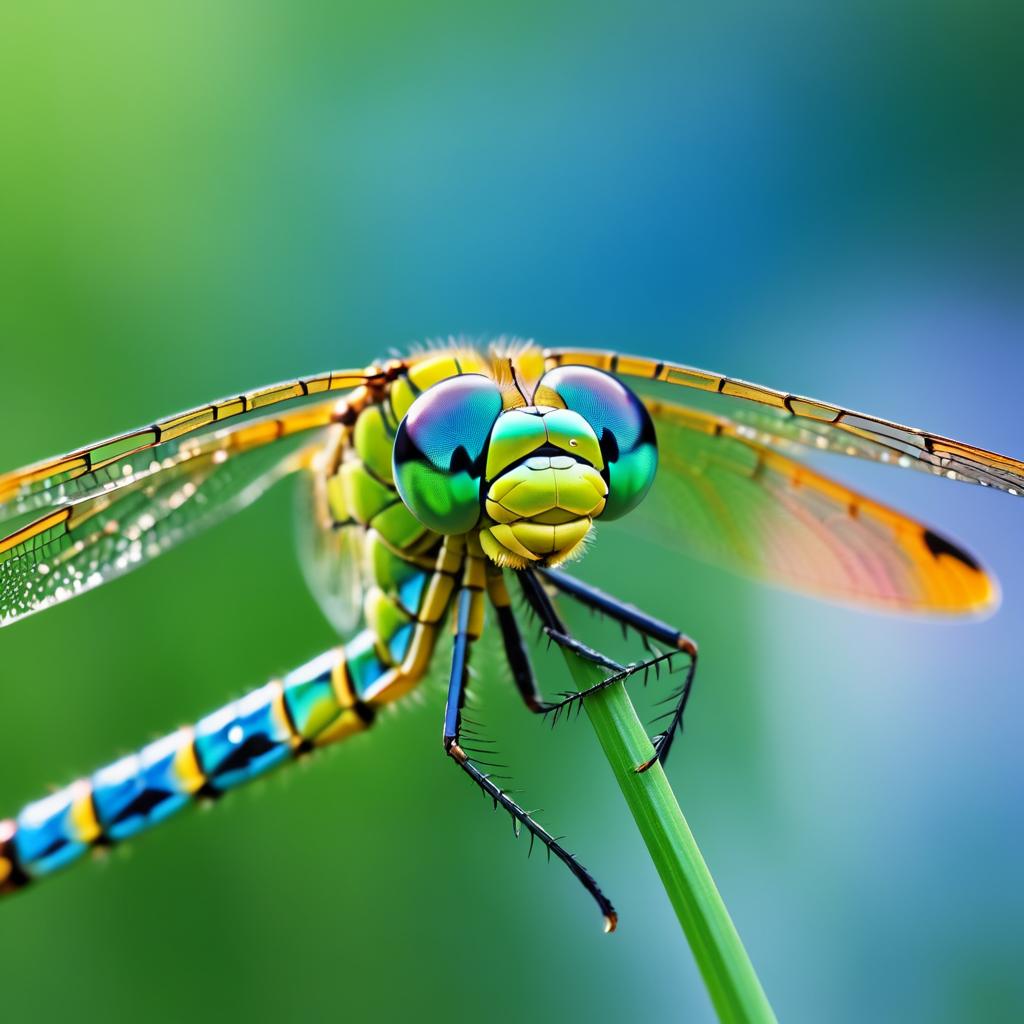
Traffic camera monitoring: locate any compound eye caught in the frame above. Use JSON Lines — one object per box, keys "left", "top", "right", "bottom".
{"left": 392, "top": 374, "right": 503, "bottom": 534}
{"left": 536, "top": 366, "right": 657, "bottom": 520}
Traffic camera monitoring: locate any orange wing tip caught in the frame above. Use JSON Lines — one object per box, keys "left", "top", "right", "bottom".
{"left": 603, "top": 912, "right": 618, "bottom": 934}
{"left": 917, "top": 529, "right": 1001, "bottom": 617}
{"left": 954, "top": 568, "right": 1000, "bottom": 619}
{"left": 966, "top": 569, "right": 1000, "bottom": 616}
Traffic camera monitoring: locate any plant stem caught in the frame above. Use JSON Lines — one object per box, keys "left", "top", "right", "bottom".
{"left": 559, "top": 649, "right": 777, "bottom": 1024}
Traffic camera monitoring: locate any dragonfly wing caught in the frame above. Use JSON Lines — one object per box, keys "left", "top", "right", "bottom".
{"left": 295, "top": 428, "right": 366, "bottom": 636}
{"left": 0, "top": 420, "right": 327, "bottom": 628}
{"left": 615, "top": 398, "right": 996, "bottom": 615}
{"left": 544, "top": 349, "right": 1024, "bottom": 498}
{"left": 0, "top": 367, "right": 379, "bottom": 526}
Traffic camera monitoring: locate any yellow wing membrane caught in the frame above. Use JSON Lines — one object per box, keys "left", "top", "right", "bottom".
{"left": 0, "top": 407, "right": 335, "bottom": 627}
{"left": 0, "top": 367, "right": 382, "bottom": 526}
{"left": 545, "top": 348, "right": 1024, "bottom": 497}
{"left": 627, "top": 398, "right": 996, "bottom": 614}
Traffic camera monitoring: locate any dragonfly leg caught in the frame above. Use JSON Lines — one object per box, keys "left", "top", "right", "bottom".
{"left": 443, "top": 584, "right": 617, "bottom": 932}
{"left": 484, "top": 566, "right": 548, "bottom": 711}
{"left": 528, "top": 568, "right": 699, "bottom": 773}
{"left": 516, "top": 568, "right": 620, "bottom": 671}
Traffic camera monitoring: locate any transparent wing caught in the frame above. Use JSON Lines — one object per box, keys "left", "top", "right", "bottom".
{"left": 616, "top": 398, "right": 996, "bottom": 615}
{"left": 0, "top": 367, "right": 381, "bottom": 527}
{"left": 544, "top": 349, "right": 1024, "bottom": 497}
{"left": 295, "top": 428, "right": 367, "bottom": 636}
{"left": 0, "top": 415, "right": 328, "bottom": 627}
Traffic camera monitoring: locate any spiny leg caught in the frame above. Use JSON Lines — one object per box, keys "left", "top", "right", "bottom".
{"left": 485, "top": 565, "right": 548, "bottom": 712}
{"left": 516, "top": 568, "right": 620, "bottom": 672}
{"left": 502, "top": 568, "right": 627, "bottom": 722}
{"left": 443, "top": 583, "right": 617, "bottom": 931}
{"left": 517, "top": 561, "right": 567, "bottom": 631}
{"left": 529, "top": 567, "right": 699, "bottom": 773}
{"left": 514, "top": 566, "right": 653, "bottom": 709}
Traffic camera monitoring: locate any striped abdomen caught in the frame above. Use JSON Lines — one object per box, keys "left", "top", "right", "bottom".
{"left": 0, "top": 641, "right": 371, "bottom": 895}
{"left": 0, "top": 516, "right": 466, "bottom": 899}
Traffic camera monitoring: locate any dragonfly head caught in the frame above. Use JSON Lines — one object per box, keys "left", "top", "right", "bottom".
{"left": 393, "top": 365, "right": 657, "bottom": 568}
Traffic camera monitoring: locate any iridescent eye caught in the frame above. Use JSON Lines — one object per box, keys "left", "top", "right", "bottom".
{"left": 536, "top": 366, "right": 657, "bottom": 520}
{"left": 393, "top": 374, "right": 503, "bottom": 534}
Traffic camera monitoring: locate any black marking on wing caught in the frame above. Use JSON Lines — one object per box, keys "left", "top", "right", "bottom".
{"left": 922, "top": 529, "right": 981, "bottom": 570}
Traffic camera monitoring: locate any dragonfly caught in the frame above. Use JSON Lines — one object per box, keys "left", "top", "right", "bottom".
{"left": 1, "top": 340, "right": 1022, "bottom": 930}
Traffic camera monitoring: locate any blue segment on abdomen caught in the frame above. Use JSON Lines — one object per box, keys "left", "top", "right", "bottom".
{"left": 283, "top": 650, "right": 341, "bottom": 738}
{"left": 135, "top": 733, "right": 197, "bottom": 825}
{"left": 90, "top": 731, "right": 193, "bottom": 840}
{"left": 14, "top": 789, "right": 87, "bottom": 876}
{"left": 91, "top": 755, "right": 150, "bottom": 841}
{"left": 345, "top": 632, "right": 388, "bottom": 698}
{"left": 90, "top": 753, "right": 172, "bottom": 839}
{"left": 194, "top": 683, "right": 292, "bottom": 791}
{"left": 398, "top": 571, "right": 427, "bottom": 615}
{"left": 388, "top": 623, "right": 414, "bottom": 663}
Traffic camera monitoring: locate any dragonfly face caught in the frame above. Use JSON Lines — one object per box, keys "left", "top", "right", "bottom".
{"left": 393, "top": 365, "right": 658, "bottom": 567}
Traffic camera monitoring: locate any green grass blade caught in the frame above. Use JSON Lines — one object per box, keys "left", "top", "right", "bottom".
{"left": 560, "top": 649, "right": 777, "bottom": 1024}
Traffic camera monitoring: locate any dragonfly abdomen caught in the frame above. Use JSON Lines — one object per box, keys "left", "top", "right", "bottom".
{"left": 0, "top": 524, "right": 468, "bottom": 898}
{"left": 0, "top": 645, "right": 363, "bottom": 895}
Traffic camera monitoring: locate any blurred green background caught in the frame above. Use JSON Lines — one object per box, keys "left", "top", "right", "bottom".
{"left": 1, "top": 2, "right": 1022, "bottom": 1021}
